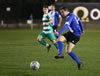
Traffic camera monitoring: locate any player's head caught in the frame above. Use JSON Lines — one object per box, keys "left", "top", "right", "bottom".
{"left": 50, "top": 4, "right": 55, "bottom": 11}
{"left": 59, "top": 6, "right": 69, "bottom": 17}
{"left": 43, "top": 5, "right": 49, "bottom": 14}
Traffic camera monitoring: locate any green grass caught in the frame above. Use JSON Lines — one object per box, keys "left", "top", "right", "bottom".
{"left": 0, "top": 29, "right": 100, "bottom": 76}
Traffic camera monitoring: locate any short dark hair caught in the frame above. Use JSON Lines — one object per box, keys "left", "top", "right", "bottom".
{"left": 43, "top": 5, "right": 48, "bottom": 8}
{"left": 59, "top": 6, "right": 68, "bottom": 11}
{"left": 51, "top": 4, "right": 55, "bottom": 7}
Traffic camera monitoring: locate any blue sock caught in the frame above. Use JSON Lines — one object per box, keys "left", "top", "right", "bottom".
{"left": 57, "top": 41, "right": 63, "bottom": 55}
{"left": 68, "top": 51, "right": 81, "bottom": 64}
{"left": 55, "top": 34, "right": 60, "bottom": 38}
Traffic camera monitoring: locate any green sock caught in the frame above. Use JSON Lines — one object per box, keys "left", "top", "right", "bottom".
{"left": 54, "top": 43, "right": 58, "bottom": 49}
{"left": 39, "top": 40, "right": 46, "bottom": 46}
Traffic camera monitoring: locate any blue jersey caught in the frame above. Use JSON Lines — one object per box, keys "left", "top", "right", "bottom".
{"left": 58, "top": 13, "right": 83, "bottom": 36}
{"left": 49, "top": 11, "right": 61, "bottom": 26}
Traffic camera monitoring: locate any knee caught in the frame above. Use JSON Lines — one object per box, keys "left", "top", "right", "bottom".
{"left": 57, "top": 36, "right": 62, "bottom": 41}
{"left": 52, "top": 40, "right": 56, "bottom": 44}
{"left": 37, "top": 36, "right": 41, "bottom": 41}
{"left": 66, "top": 50, "right": 71, "bottom": 54}
{"left": 57, "top": 36, "right": 65, "bottom": 42}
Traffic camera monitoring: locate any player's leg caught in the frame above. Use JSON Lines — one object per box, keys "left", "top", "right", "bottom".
{"left": 57, "top": 36, "right": 66, "bottom": 54}
{"left": 66, "top": 42, "right": 83, "bottom": 70}
{"left": 55, "top": 35, "right": 66, "bottom": 59}
{"left": 37, "top": 35, "right": 46, "bottom": 46}
{"left": 52, "top": 40, "right": 58, "bottom": 49}
{"left": 47, "top": 33, "right": 58, "bottom": 50}
{"left": 37, "top": 32, "right": 50, "bottom": 48}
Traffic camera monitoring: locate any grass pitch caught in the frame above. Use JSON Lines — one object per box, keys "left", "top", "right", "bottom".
{"left": 0, "top": 29, "right": 100, "bottom": 76}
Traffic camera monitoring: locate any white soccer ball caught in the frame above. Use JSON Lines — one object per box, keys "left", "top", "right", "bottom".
{"left": 30, "top": 61, "right": 40, "bottom": 70}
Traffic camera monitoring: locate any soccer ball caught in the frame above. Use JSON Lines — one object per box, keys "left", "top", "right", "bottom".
{"left": 30, "top": 61, "right": 40, "bottom": 70}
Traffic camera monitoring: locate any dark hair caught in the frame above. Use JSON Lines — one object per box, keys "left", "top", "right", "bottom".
{"left": 51, "top": 4, "right": 55, "bottom": 7}
{"left": 43, "top": 5, "right": 48, "bottom": 8}
{"left": 59, "top": 6, "right": 68, "bottom": 11}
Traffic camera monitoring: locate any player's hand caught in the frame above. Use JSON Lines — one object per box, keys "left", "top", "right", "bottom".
{"left": 81, "top": 31, "right": 85, "bottom": 36}
{"left": 58, "top": 24, "right": 61, "bottom": 28}
{"left": 43, "top": 23, "right": 45, "bottom": 26}
{"left": 55, "top": 32, "right": 59, "bottom": 35}
{"left": 43, "top": 23, "right": 49, "bottom": 26}
{"left": 45, "top": 23, "right": 49, "bottom": 25}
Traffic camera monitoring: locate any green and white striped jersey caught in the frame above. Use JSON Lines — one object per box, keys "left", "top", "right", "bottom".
{"left": 42, "top": 13, "right": 53, "bottom": 34}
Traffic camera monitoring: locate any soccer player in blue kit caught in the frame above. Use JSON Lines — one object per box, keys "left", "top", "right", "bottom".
{"left": 49, "top": 4, "right": 62, "bottom": 32}
{"left": 55, "top": 6, "right": 84, "bottom": 70}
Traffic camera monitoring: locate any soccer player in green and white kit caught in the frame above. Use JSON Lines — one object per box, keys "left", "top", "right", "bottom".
{"left": 37, "top": 5, "right": 58, "bottom": 51}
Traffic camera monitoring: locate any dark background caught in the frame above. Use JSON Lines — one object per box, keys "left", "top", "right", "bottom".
{"left": 0, "top": 0, "right": 100, "bottom": 20}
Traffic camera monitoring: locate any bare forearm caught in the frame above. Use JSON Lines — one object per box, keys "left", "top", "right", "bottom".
{"left": 43, "top": 19, "right": 53, "bottom": 25}
{"left": 47, "top": 19, "right": 53, "bottom": 24}
{"left": 58, "top": 17, "right": 62, "bottom": 27}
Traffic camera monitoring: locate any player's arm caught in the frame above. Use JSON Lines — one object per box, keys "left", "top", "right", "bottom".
{"left": 79, "top": 20, "right": 83, "bottom": 32}
{"left": 44, "top": 19, "right": 53, "bottom": 25}
{"left": 58, "top": 14, "right": 62, "bottom": 28}
{"left": 57, "top": 22, "right": 69, "bottom": 34}
{"left": 78, "top": 20, "right": 85, "bottom": 35}
{"left": 46, "top": 13, "right": 53, "bottom": 25}
{"left": 57, "top": 15, "right": 73, "bottom": 34}
{"left": 44, "top": 13, "right": 53, "bottom": 25}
